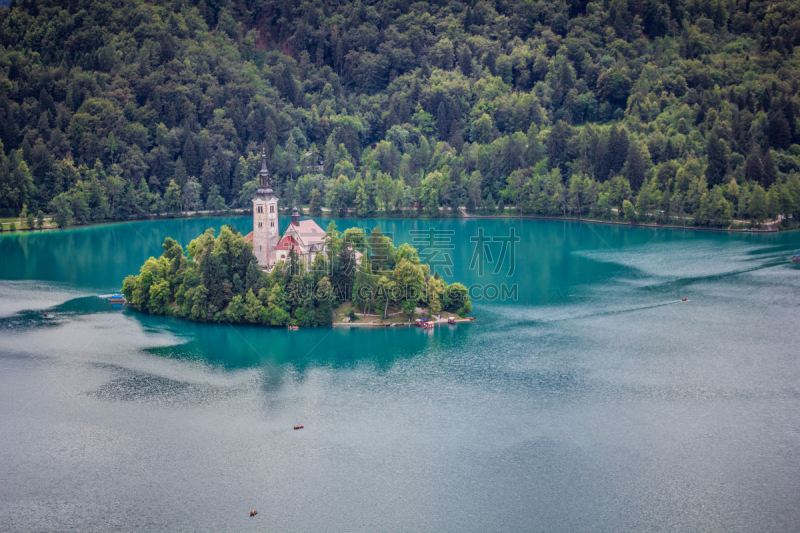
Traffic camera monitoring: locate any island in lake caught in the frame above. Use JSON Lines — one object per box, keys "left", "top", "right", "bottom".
{"left": 122, "top": 152, "right": 472, "bottom": 327}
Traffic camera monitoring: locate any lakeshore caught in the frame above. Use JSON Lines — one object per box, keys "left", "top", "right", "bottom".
{"left": 4, "top": 204, "right": 793, "bottom": 236}
{"left": 457, "top": 207, "right": 787, "bottom": 233}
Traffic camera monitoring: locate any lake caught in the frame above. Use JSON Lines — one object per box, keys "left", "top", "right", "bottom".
{"left": 1, "top": 215, "right": 799, "bottom": 532}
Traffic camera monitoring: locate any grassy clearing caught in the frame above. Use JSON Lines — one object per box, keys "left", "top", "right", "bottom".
{"left": 0, "top": 217, "right": 57, "bottom": 232}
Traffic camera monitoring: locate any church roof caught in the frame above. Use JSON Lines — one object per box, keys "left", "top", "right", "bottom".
{"left": 275, "top": 234, "right": 304, "bottom": 253}
{"left": 244, "top": 231, "right": 254, "bottom": 243}
{"left": 288, "top": 219, "right": 326, "bottom": 246}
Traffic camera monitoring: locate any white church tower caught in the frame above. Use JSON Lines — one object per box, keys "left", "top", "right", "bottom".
{"left": 252, "top": 149, "right": 279, "bottom": 268}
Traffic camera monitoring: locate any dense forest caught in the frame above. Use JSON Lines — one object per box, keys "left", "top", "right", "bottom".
{"left": 122, "top": 223, "right": 472, "bottom": 326}
{"left": 1, "top": 0, "right": 800, "bottom": 228}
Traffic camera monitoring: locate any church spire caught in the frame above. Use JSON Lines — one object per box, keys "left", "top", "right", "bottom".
{"left": 259, "top": 148, "right": 270, "bottom": 188}
{"left": 256, "top": 147, "right": 274, "bottom": 198}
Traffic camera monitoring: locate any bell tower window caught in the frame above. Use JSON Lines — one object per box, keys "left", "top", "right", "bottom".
{"left": 270, "top": 205, "right": 274, "bottom": 213}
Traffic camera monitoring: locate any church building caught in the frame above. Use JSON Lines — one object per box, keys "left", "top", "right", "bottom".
{"left": 245, "top": 149, "right": 326, "bottom": 269}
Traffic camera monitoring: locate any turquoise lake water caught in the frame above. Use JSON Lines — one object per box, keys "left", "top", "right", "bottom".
{"left": 1, "top": 216, "right": 799, "bottom": 532}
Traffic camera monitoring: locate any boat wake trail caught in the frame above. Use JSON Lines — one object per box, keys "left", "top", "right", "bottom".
{"left": 537, "top": 299, "right": 688, "bottom": 325}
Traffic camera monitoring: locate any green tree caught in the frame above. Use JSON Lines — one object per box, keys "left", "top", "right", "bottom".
{"left": 244, "top": 289, "right": 266, "bottom": 324}
{"left": 470, "top": 114, "right": 493, "bottom": 144}
{"left": 267, "top": 284, "right": 291, "bottom": 326}
{"left": 315, "top": 276, "right": 334, "bottom": 325}
{"left": 309, "top": 188, "right": 323, "bottom": 216}
{"left": 183, "top": 177, "right": 202, "bottom": 211}
{"left": 748, "top": 184, "right": 767, "bottom": 223}
{"left": 706, "top": 131, "right": 727, "bottom": 187}
{"left": 607, "top": 126, "right": 629, "bottom": 176}
{"left": 393, "top": 259, "right": 425, "bottom": 320}
{"left": 761, "top": 150, "right": 778, "bottom": 189}
{"left": 377, "top": 275, "right": 397, "bottom": 319}
{"left": 622, "top": 199, "right": 636, "bottom": 222}
{"left": 205, "top": 184, "right": 226, "bottom": 211}
{"left": 226, "top": 294, "right": 246, "bottom": 322}
{"left": 547, "top": 120, "right": 573, "bottom": 170}
{"left": 626, "top": 142, "right": 646, "bottom": 191}
{"left": 568, "top": 173, "right": 588, "bottom": 217}
{"left": 765, "top": 185, "right": 780, "bottom": 221}
{"left": 426, "top": 276, "right": 445, "bottom": 317}
{"left": 744, "top": 148, "right": 763, "bottom": 184}
{"left": 164, "top": 180, "right": 182, "bottom": 214}
{"left": 597, "top": 192, "right": 612, "bottom": 219}
{"left": 367, "top": 227, "right": 394, "bottom": 272}
{"left": 148, "top": 280, "right": 171, "bottom": 315}
{"left": 50, "top": 193, "right": 73, "bottom": 228}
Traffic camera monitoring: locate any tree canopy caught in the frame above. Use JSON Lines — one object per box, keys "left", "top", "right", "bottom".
{"left": 122, "top": 224, "right": 472, "bottom": 326}
{"left": 1, "top": 0, "right": 799, "bottom": 228}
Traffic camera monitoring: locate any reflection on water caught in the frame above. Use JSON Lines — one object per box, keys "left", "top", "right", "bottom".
{"left": 1, "top": 217, "right": 799, "bottom": 532}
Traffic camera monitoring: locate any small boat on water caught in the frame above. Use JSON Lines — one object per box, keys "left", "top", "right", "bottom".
{"left": 466, "top": 317, "right": 475, "bottom": 321}
{"left": 108, "top": 295, "right": 126, "bottom": 304}
{"left": 448, "top": 317, "right": 457, "bottom": 325}
{"left": 293, "top": 425, "right": 304, "bottom": 430}
{"left": 287, "top": 325, "right": 299, "bottom": 330}
{"left": 792, "top": 255, "right": 800, "bottom": 262}
{"left": 681, "top": 298, "right": 688, "bottom": 302}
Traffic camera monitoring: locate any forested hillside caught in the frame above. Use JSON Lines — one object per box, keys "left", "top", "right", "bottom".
{"left": 1, "top": 0, "right": 800, "bottom": 228}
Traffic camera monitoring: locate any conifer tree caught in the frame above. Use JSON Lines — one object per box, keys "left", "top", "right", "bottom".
{"left": 761, "top": 150, "right": 778, "bottom": 189}
{"left": 182, "top": 136, "right": 199, "bottom": 176}
{"left": 309, "top": 188, "right": 322, "bottom": 216}
{"left": 547, "top": 120, "right": 573, "bottom": 170}
{"left": 744, "top": 147, "right": 763, "bottom": 184}
{"left": 173, "top": 157, "right": 188, "bottom": 187}
{"left": 626, "top": 142, "right": 646, "bottom": 191}
{"left": 706, "top": 130, "right": 727, "bottom": 187}
{"left": 607, "top": 126, "right": 629, "bottom": 175}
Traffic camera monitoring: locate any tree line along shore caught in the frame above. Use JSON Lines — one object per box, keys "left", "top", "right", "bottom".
{"left": 0, "top": 200, "right": 785, "bottom": 235}
{"left": 1, "top": 0, "right": 800, "bottom": 233}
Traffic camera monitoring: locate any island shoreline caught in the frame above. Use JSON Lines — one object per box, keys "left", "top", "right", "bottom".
{"left": 332, "top": 317, "right": 474, "bottom": 327}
